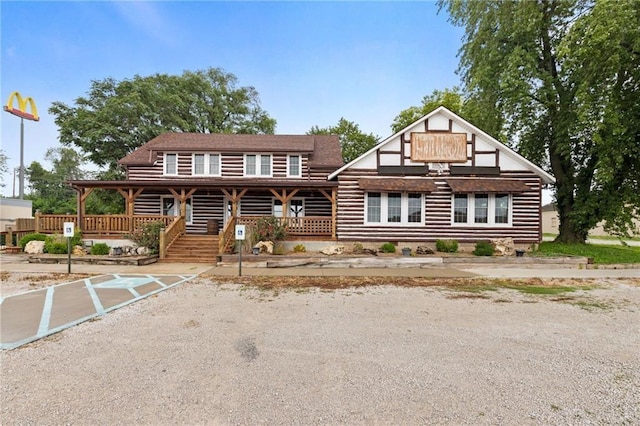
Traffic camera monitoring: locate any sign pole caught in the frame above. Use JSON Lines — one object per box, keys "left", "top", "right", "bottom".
{"left": 19, "top": 117, "right": 24, "bottom": 199}
{"left": 238, "top": 240, "right": 242, "bottom": 277}
{"left": 234, "top": 224, "right": 246, "bottom": 277}
{"left": 67, "top": 236, "right": 71, "bottom": 274}
{"left": 63, "top": 222, "right": 75, "bottom": 274}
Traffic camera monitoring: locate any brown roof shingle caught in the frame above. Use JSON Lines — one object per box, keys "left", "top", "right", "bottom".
{"left": 445, "top": 178, "right": 531, "bottom": 193}
{"left": 358, "top": 178, "right": 437, "bottom": 192}
{"left": 119, "top": 133, "right": 343, "bottom": 168}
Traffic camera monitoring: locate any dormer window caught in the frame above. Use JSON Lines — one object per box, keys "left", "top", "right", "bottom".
{"left": 244, "top": 154, "right": 272, "bottom": 177}
{"left": 288, "top": 155, "right": 301, "bottom": 177}
{"left": 193, "top": 153, "right": 220, "bottom": 176}
{"left": 164, "top": 153, "right": 177, "bottom": 175}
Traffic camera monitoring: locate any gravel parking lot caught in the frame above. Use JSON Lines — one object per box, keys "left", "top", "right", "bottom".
{"left": 1, "top": 277, "right": 639, "bottom": 425}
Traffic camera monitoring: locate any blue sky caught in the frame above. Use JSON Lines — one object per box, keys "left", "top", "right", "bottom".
{"left": 1, "top": 1, "right": 464, "bottom": 196}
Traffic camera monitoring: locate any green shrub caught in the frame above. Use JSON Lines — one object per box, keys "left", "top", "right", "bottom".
{"left": 91, "top": 243, "right": 110, "bottom": 255}
{"left": 436, "top": 239, "right": 459, "bottom": 253}
{"left": 352, "top": 242, "right": 364, "bottom": 254}
{"left": 128, "top": 221, "right": 164, "bottom": 254}
{"left": 379, "top": 242, "right": 397, "bottom": 253}
{"left": 19, "top": 233, "right": 47, "bottom": 249}
{"left": 293, "top": 244, "right": 306, "bottom": 253}
{"left": 473, "top": 241, "right": 494, "bottom": 256}
{"left": 45, "top": 234, "right": 68, "bottom": 254}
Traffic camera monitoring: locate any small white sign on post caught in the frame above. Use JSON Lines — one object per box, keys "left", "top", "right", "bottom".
{"left": 63, "top": 222, "right": 75, "bottom": 274}
{"left": 63, "top": 222, "right": 75, "bottom": 237}
{"left": 235, "top": 225, "right": 246, "bottom": 240}
{"left": 235, "top": 224, "right": 246, "bottom": 276}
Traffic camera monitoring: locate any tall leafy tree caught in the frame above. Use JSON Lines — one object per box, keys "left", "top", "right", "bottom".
{"left": 26, "top": 148, "right": 86, "bottom": 213}
{"left": 392, "top": 87, "right": 465, "bottom": 134}
{"left": 308, "top": 118, "right": 379, "bottom": 163}
{"left": 49, "top": 67, "right": 277, "bottom": 173}
{"left": 440, "top": 0, "right": 640, "bottom": 242}
{"left": 0, "top": 149, "right": 8, "bottom": 189}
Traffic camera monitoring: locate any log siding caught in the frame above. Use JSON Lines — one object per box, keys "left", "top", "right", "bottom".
{"left": 336, "top": 169, "right": 543, "bottom": 243}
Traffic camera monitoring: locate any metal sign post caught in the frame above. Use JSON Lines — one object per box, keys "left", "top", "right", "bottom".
{"left": 235, "top": 225, "right": 246, "bottom": 276}
{"left": 63, "top": 222, "right": 74, "bottom": 273}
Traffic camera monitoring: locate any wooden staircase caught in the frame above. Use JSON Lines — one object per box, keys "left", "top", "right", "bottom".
{"left": 162, "top": 234, "right": 219, "bottom": 263}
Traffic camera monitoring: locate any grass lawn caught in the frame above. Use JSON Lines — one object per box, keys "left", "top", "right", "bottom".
{"left": 537, "top": 242, "right": 640, "bottom": 264}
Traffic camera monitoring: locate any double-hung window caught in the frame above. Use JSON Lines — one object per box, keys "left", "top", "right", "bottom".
{"left": 245, "top": 154, "right": 272, "bottom": 177}
{"left": 288, "top": 155, "right": 301, "bottom": 177}
{"left": 366, "top": 192, "right": 424, "bottom": 225}
{"left": 193, "top": 153, "right": 220, "bottom": 176}
{"left": 452, "top": 193, "right": 511, "bottom": 226}
{"left": 164, "top": 153, "right": 177, "bottom": 175}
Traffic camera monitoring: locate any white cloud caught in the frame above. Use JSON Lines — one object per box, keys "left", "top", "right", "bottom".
{"left": 111, "top": 1, "right": 177, "bottom": 47}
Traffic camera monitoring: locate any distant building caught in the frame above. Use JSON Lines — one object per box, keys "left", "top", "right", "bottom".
{"left": 541, "top": 203, "right": 640, "bottom": 237}
{"left": 0, "top": 198, "right": 33, "bottom": 231}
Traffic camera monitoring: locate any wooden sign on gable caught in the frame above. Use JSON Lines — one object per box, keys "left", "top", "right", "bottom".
{"left": 410, "top": 132, "right": 467, "bottom": 163}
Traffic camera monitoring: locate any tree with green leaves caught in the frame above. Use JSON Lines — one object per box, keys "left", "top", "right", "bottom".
{"left": 49, "top": 67, "right": 277, "bottom": 174}
{"left": 392, "top": 87, "right": 466, "bottom": 134}
{"left": 440, "top": 0, "right": 640, "bottom": 242}
{"left": 308, "top": 118, "right": 379, "bottom": 163}
{"left": 0, "top": 149, "right": 8, "bottom": 189}
{"left": 26, "top": 148, "right": 85, "bottom": 213}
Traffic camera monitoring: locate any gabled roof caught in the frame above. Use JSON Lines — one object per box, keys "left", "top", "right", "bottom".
{"left": 119, "top": 133, "right": 343, "bottom": 168}
{"left": 328, "top": 106, "right": 555, "bottom": 184}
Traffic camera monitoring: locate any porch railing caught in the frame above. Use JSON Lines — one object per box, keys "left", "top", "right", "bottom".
{"left": 35, "top": 214, "right": 175, "bottom": 236}
{"left": 237, "top": 216, "right": 333, "bottom": 236}
{"left": 219, "top": 216, "right": 237, "bottom": 254}
{"left": 159, "top": 216, "right": 185, "bottom": 259}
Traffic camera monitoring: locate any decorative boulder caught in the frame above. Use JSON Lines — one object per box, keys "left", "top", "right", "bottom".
{"left": 24, "top": 240, "right": 45, "bottom": 254}
{"left": 491, "top": 237, "right": 515, "bottom": 256}
{"left": 254, "top": 241, "right": 274, "bottom": 254}
{"left": 73, "top": 245, "right": 86, "bottom": 256}
{"left": 320, "top": 245, "right": 344, "bottom": 256}
{"left": 416, "top": 246, "right": 435, "bottom": 255}
{"left": 135, "top": 246, "right": 150, "bottom": 256}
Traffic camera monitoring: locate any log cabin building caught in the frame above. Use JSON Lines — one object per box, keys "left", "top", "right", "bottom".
{"left": 47, "top": 107, "right": 553, "bottom": 260}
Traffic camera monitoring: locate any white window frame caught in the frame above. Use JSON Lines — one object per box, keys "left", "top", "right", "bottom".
{"left": 451, "top": 193, "right": 512, "bottom": 226}
{"left": 244, "top": 154, "right": 272, "bottom": 177}
{"left": 364, "top": 192, "right": 425, "bottom": 226}
{"left": 192, "top": 153, "right": 221, "bottom": 176}
{"left": 273, "top": 198, "right": 305, "bottom": 217}
{"left": 161, "top": 196, "right": 193, "bottom": 224}
{"left": 287, "top": 155, "right": 301, "bottom": 177}
{"left": 164, "top": 153, "right": 178, "bottom": 176}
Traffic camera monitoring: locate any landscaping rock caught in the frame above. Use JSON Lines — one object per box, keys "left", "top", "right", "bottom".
{"left": 254, "top": 241, "right": 274, "bottom": 254}
{"left": 320, "top": 245, "right": 345, "bottom": 255}
{"left": 416, "top": 246, "right": 435, "bottom": 255}
{"left": 491, "top": 237, "right": 515, "bottom": 256}
{"left": 24, "top": 241, "right": 45, "bottom": 254}
{"left": 73, "top": 245, "right": 86, "bottom": 256}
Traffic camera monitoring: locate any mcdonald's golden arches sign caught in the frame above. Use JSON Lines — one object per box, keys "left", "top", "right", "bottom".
{"left": 4, "top": 91, "right": 39, "bottom": 121}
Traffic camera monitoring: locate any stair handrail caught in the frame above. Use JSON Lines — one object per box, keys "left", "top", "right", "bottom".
{"left": 159, "top": 216, "right": 185, "bottom": 259}
{"left": 219, "top": 217, "right": 236, "bottom": 254}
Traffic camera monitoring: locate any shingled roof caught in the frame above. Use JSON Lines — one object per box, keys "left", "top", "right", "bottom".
{"left": 119, "top": 133, "right": 343, "bottom": 168}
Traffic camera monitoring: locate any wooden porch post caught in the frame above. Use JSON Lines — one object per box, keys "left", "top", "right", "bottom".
{"left": 320, "top": 188, "right": 338, "bottom": 240}
{"left": 222, "top": 188, "right": 248, "bottom": 218}
{"left": 117, "top": 188, "right": 144, "bottom": 233}
{"left": 269, "top": 189, "right": 299, "bottom": 218}
{"left": 73, "top": 186, "right": 94, "bottom": 233}
{"left": 168, "top": 188, "right": 197, "bottom": 218}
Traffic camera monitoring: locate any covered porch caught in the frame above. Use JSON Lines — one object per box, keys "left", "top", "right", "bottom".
{"left": 49, "top": 179, "right": 339, "bottom": 256}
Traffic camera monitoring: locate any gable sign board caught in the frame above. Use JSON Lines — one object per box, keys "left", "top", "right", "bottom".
{"left": 410, "top": 132, "right": 467, "bottom": 163}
